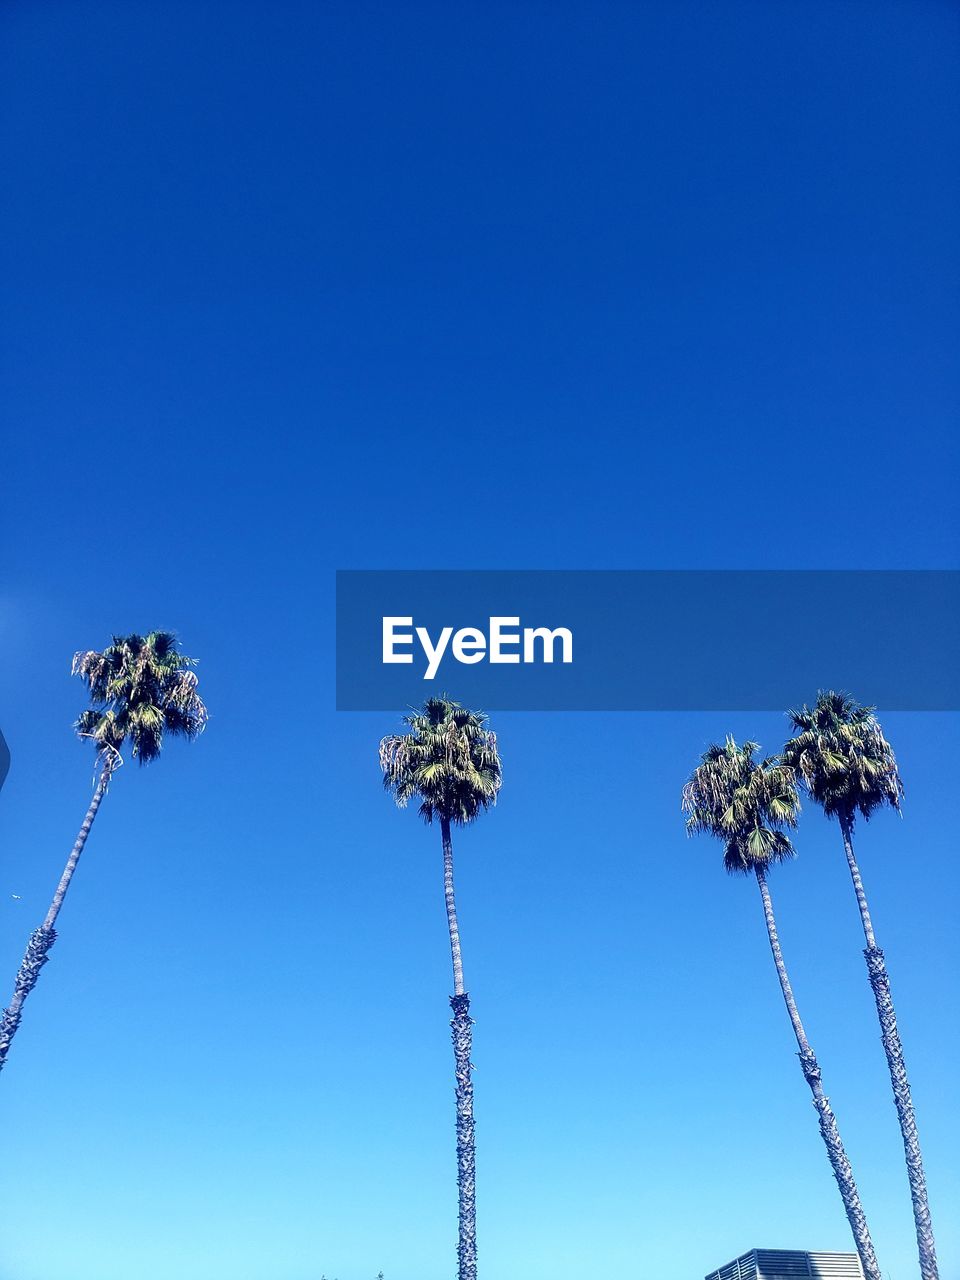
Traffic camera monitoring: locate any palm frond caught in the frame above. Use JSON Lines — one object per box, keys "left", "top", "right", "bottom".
{"left": 782, "top": 690, "right": 902, "bottom": 824}
{"left": 380, "top": 696, "right": 502, "bottom": 826}
{"left": 682, "top": 735, "right": 799, "bottom": 875}
{"left": 73, "top": 631, "right": 207, "bottom": 765}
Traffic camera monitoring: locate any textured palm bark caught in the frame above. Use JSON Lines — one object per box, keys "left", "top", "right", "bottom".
{"left": 451, "top": 992, "right": 477, "bottom": 1280}
{"left": 0, "top": 763, "right": 112, "bottom": 1075}
{"left": 756, "top": 868, "right": 881, "bottom": 1280}
{"left": 840, "top": 816, "right": 939, "bottom": 1280}
{"left": 441, "top": 818, "right": 476, "bottom": 1280}
{"left": 441, "top": 818, "right": 465, "bottom": 997}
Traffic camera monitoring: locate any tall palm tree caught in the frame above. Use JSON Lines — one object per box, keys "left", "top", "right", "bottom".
{"left": 683, "top": 737, "right": 881, "bottom": 1280}
{"left": 0, "top": 631, "right": 207, "bottom": 1075}
{"left": 380, "top": 696, "right": 501, "bottom": 1280}
{"left": 783, "top": 691, "right": 938, "bottom": 1280}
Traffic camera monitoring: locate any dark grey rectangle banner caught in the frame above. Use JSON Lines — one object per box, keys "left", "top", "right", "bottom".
{"left": 335, "top": 570, "right": 960, "bottom": 710}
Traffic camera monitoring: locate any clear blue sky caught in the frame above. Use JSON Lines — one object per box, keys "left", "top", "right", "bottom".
{"left": 0, "top": 3, "right": 957, "bottom": 1279}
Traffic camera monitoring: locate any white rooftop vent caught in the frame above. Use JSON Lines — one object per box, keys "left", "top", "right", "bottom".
{"left": 705, "top": 1249, "right": 865, "bottom": 1280}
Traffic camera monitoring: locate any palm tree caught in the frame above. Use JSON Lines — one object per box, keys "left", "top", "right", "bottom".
{"left": 783, "top": 691, "right": 938, "bottom": 1280}
{"left": 683, "top": 737, "right": 881, "bottom": 1280}
{"left": 0, "top": 631, "right": 207, "bottom": 1075}
{"left": 380, "top": 696, "right": 502, "bottom": 1280}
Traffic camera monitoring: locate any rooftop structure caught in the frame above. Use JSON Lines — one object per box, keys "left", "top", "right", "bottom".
{"left": 705, "top": 1250, "right": 865, "bottom": 1280}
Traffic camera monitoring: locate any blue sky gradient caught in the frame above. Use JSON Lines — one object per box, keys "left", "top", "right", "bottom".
{"left": 0, "top": 3, "right": 957, "bottom": 1279}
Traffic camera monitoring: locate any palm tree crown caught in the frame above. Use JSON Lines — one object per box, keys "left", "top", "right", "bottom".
{"left": 781, "top": 690, "right": 902, "bottom": 824}
{"left": 682, "top": 736, "right": 800, "bottom": 873}
{"left": 379, "top": 696, "right": 501, "bottom": 824}
{"left": 73, "top": 631, "right": 207, "bottom": 764}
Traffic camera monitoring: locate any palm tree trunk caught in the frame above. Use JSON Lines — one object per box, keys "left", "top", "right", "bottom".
{"left": 839, "top": 813, "right": 938, "bottom": 1280}
{"left": 0, "top": 761, "right": 113, "bottom": 1075}
{"left": 755, "top": 867, "right": 881, "bottom": 1280}
{"left": 441, "top": 816, "right": 476, "bottom": 1280}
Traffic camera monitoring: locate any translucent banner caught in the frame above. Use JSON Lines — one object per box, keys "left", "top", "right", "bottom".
{"left": 336, "top": 570, "right": 960, "bottom": 710}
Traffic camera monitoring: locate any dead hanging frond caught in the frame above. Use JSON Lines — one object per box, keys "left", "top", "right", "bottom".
{"left": 162, "top": 668, "right": 209, "bottom": 734}
{"left": 96, "top": 742, "right": 124, "bottom": 780}
{"left": 76, "top": 734, "right": 124, "bottom": 788}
